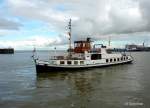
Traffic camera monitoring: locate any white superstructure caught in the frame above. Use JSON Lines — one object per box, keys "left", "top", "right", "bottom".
{"left": 34, "top": 19, "right": 133, "bottom": 72}
{"left": 36, "top": 44, "right": 133, "bottom": 69}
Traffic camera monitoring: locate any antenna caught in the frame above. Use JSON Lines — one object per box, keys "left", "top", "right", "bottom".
{"left": 143, "top": 40, "right": 146, "bottom": 47}
{"left": 68, "top": 19, "right": 72, "bottom": 58}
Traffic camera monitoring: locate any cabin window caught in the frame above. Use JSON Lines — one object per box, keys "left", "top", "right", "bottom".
{"left": 91, "top": 54, "right": 101, "bottom": 60}
{"left": 106, "top": 59, "right": 109, "bottom": 63}
{"left": 83, "top": 43, "right": 85, "bottom": 47}
{"left": 114, "top": 58, "right": 116, "bottom": 62}
{"left": 106, "top": 49, "right": 112, "bottom": 54}
{"left": 117, "top": 58, "right": 120, "bottom": 61}
{"left": 121, "top": 57, "right": 123, "bottom": 61}
{"left": 52, "top": 61, "right": 56, "bottom": 64}
{"left": 80, "top": 61, "right": 84, "bottom": 65}
{"left": 74, "top": 61, "right": 78, "bottom": 65}
{"left": 67, "top": 61, "right": 72, "bottom": 65}
{"left": 126, "top": 57, "right": 128, "bottom": 59}
{"left": 124, "top": 57, "right": 126, "bottom": 60}
{"left": 110, "top": 59, "right": 112, "bottom": 62}
{"left": 60, "top": 61, "right": 64, "bottom": 64}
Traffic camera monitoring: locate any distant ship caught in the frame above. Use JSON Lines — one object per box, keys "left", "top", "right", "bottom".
{"left": 33, "top": 19, "right": 133, "bottom": 73}
{"left": 0, "top": 48, "right": 14, "bottom": 54}
{"left": 106, "top": 43, "right": 150, "bottom": 52}
{"left": 125, "top": 43, "right": 150, "bottom": 51}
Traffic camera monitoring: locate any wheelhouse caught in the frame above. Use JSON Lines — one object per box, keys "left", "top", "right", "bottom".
{"left": 74, "top": 38, "right": 92, "bottom": 53}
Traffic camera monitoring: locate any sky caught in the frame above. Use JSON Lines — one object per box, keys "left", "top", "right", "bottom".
{"left": 0, "top": 0, "right": 150, "bottom": 50}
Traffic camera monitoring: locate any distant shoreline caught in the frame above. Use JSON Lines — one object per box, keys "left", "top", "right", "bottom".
{"left": 0, "top": 48, "right": 14, "bottom": 54}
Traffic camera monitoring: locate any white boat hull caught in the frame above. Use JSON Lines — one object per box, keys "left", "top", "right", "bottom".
{"left": 35, "top": 59, "right": 133, "bottom": 73}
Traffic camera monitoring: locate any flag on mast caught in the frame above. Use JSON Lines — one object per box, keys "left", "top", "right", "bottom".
{"left": 68, "top": 32, "right": 71, "bottom": 40}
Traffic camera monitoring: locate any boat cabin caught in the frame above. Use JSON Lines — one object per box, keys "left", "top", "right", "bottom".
{"left": 74, "top": 38, "right": 92, "bottom": 53}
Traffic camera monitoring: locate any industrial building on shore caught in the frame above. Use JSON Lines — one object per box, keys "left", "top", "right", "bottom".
{"left": 125, "top": 43, "right": 150, "bottom": 51}
{"left": 0, "top": 48, "right": 14, "bottom": 54}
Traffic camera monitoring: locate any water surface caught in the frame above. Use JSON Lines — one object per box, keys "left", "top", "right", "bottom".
{"left": 0, "top": 51, "right": 150, "bottom": 108}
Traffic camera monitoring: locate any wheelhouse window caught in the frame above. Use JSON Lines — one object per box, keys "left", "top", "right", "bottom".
{"left": 80, "top": 61, "right": 84, "bottom": 65}
{"left": 106, "top": 49, "right": 112, "bottom": 54}
{"left": 67, "top": 61, "right": 71, "bottom": 65}
{"left": 114, "top": 58, "right": 116, "bottom": 62}
{"left": 60, "top": 61, "right": 64, "bottom": 64}
{"left": 91, "top": 54, "right": 102, "bottom": 60}
{"left": 74, "top": 61, "right": 78, "bottom": 65}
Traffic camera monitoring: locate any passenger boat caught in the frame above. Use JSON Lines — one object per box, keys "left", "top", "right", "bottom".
{"left": 33, "top": 19, "right": 133, "bottom": 73}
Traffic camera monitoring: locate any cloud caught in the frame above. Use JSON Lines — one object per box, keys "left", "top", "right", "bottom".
{"left": 0, "top": 17, "right": 22, "bottom": 30}
{"left": 4, "top": 0, "right": 150, "bottom": 45}
{"left": 8, "top": 0, "right": 149, "bottom": 34}
{"left": 139, "top": 0, "right": 150, "bottom": 30}
{"left": 0, "top": 36, "right": 63, "bottom": 49}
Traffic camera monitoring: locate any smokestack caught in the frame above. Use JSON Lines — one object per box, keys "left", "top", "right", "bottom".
{"left": 87, "top": 37, "right": 91, "bottom": 42}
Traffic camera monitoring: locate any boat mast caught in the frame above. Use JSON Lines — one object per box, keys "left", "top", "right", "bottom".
{"left": 68, "top": 19, "right": 72, "bottom": 58}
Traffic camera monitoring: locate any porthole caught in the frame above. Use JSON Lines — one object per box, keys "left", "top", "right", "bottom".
{"left": 106, "top": 59, "right": 109, "bottom": 63}
{"left": 121, "top": 57, "right": 123, "bottom": 61}
{"left": 124, "top": 57, "right": 126, "bottom": 60}
{"left": 117, "top": 58, "right": 120, "bottom": 61}
{"left": 110, "top": 59, "right": 112, "bottom": 62}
